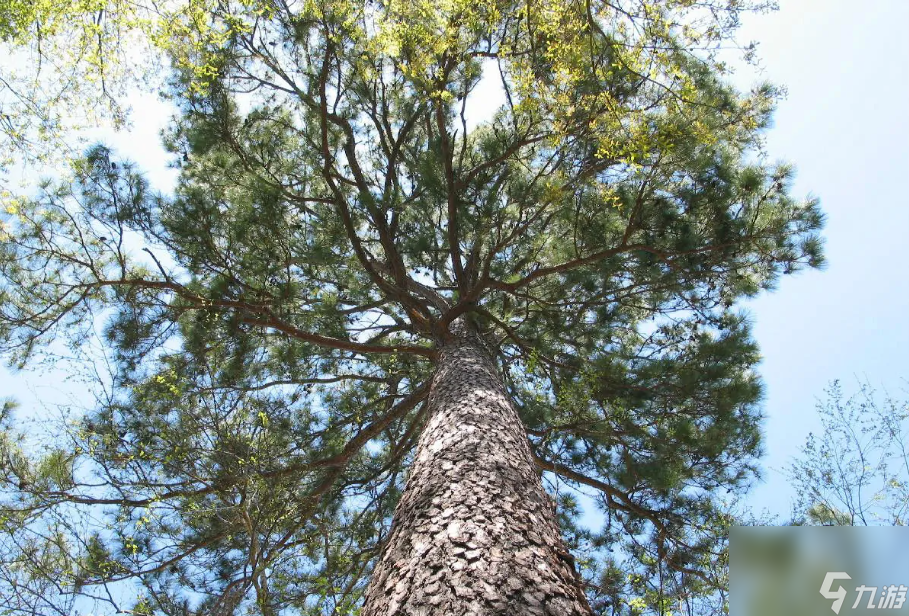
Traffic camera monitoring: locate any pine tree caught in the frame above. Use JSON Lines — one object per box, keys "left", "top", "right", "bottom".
{"left": 0, "top": 0, "right": 823, "bottom": 614}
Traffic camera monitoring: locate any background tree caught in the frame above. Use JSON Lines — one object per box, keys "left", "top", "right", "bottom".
{"left": 0, "top": 0, "right": 822, "bottom": 614}
{"left": 0, "top": 0, "right": 147, "bottom": 174}
{"left": 0, "top": 0, "right": 257, "bottom": 178}
{"left": 787, "top": 380, "right": 909, "bottom": 526}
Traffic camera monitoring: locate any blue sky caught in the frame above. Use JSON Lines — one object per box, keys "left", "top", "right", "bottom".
{"left": 1, "top": 0, "right": 907, "bottom": 522}
{"left": 732, "top": 0, "right": 909, "bottom": 515}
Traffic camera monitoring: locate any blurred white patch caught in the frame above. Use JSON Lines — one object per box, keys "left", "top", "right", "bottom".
{"left": 463, "top": 59, "right": 507, "bottom": 133}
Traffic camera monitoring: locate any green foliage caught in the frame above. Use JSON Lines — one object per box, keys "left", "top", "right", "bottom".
{"left": 1, "top": 0, "right": 821, "bottom": 613}
{"left": 0, "top": 0, "right": 272, "bottom": 174}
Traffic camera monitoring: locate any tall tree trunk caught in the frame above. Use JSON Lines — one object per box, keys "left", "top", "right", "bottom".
{"left": 361, "top": 323, "right": 592, "bottom": 615}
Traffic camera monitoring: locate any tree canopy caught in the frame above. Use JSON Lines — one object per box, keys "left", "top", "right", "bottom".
{"left": 0, "top": 0, "right": 823, "bottom": 614}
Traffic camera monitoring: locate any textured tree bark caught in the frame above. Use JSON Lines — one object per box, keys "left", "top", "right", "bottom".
{"left": 361, "top": 323, "right": 593, "bottom": 615}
